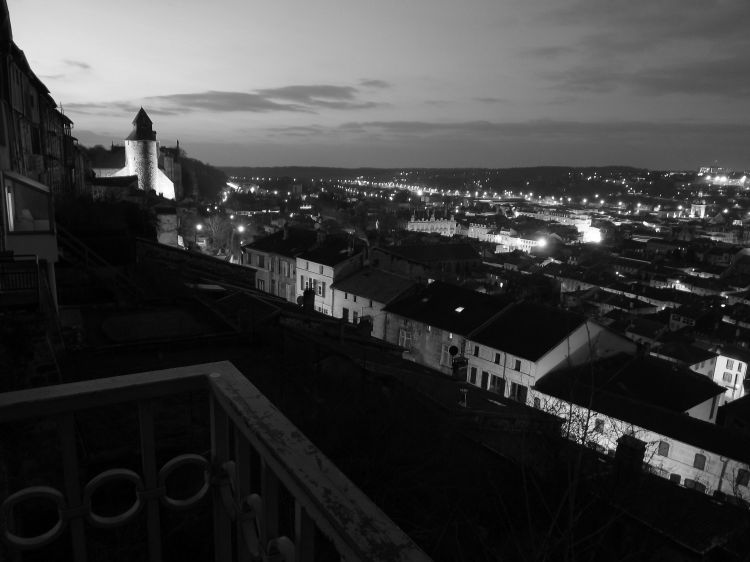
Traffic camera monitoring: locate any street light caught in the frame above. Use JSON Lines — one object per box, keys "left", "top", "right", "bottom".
{"left": 194, "top": 223, "right": 203, "bottom": 244}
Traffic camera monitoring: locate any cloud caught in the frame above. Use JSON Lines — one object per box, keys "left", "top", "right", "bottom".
{"left": 63, "top": 59, "right": 91, "bottom": 70}
{"left": 65, "top": 101, "right": 178, "bottom": 117}
{"left": 545, "top": 54, "right": 750, "bottom": 98}
{"left": 64, "top": 83, "right": 380, "bottom": 118}
{"left": 475, "top": 97, "right": 508, "bottom": 104}
{"left": 325, "top": 119, "right": 750, "bottom": 140}
{"left": 147, "top": 91, "right": 309, "bottom": 113}
{"left": 257, "top": 85, "right": 378, "bottom": 110}
{"left": 359, "top": 79, "right": 391, "bottom": 89}
{"left": 523, "top": 45, "right": 575, "bottom": 59}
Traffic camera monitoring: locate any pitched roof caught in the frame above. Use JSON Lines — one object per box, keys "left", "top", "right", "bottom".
{"left": 298, "top": 236, "right": 364, "bottom": 267}
{"left": 126, "top": 107, "right": 156, "bottom": 141}
{"left": 243, "top": 228, "right": 317, "bottom": 258}
{"left": 469, "top": 302, "right": 587, "bottom": 361}
{"left": 331, "top": 268, "right": 415, "bottom": 304}
{"left": 650, "top": 342, "right": 716, "bottom": 365}
{"left": 383, "top": 281, "right": 512, "bottom": 335}
{"left": 535, "top": 354, "right": 750, "bottom": 464}
{"left": 383, "top": 243, "right": 480, "bottom": 263}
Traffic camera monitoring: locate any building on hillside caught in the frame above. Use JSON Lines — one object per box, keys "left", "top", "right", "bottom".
{"left": 382, "top": 281, "right": 513, "bottom": 377}
{"left": 0, "top": 2, "right": 84, "bottom": 308}
{"left": 535, "top": 355, "right": 750, "bottom": 500}
{"left": 296, "top": 235, "right": 365, "bottom": 315}
{"left": 407, "top": 213, "right": 461, "bottom": 237}
{"left": 465, "top": 302, "right": 635, "bottom": 403}
{"left": 242, "top": 227, "right": 317, "bottom": 303}
{"left": 92, "top": 108, "right": 176, "bottom": 200}
{"left": 651, "top": 342, "right": 747, "bottom": 402}
{"left": 330, "top": 267, "right": 415, "bottom": 338}
{"left": 372, "top": 243, "right": 481, "bottom": 282}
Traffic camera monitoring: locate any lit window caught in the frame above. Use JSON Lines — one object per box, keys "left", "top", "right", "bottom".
{"left": 4, "top": 173, "right": 52, "bottom": 232}
{"left": 455, "top": 306, "right": 464, "bottom": 313}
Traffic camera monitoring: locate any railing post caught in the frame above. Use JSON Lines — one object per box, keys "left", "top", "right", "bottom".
{"left": 261, "top": 460, "right": 279, "bottom": 544}
{"left": 59, "top": 414, "right": 87, "bottom": 562}
{"left": 138, "top": 400, "right": 162, "bottom": 562}
{"left": 210, "top": 390, "right": 232, "bottom": 562}
{"left": 294, "top": 500, "right": 315, "bottom": 562}
{"left": 234, "top": 437, "right": 251, "bottom": 562}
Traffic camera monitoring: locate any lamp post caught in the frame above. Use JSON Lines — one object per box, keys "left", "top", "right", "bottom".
{"left": 194, "top": 223, "right": 203, "bottom": 245}
{"left": 229, "top": 225, "right": 245, "bottom": 263}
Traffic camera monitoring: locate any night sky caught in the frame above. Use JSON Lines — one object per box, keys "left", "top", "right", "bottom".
{"left": 8, "top": 0, "right": 750, "bottom": 169}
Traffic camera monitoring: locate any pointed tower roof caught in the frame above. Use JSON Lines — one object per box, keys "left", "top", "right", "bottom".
{"left": 1, "top": 0, "right": 13, "bottom": 45}
{"left": 126, "top": 107, "right": 156, "bottom": 141}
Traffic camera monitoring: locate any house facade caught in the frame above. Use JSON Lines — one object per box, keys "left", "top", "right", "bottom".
{"left": 464, "top": 302, "right": 636, "bottom": 404}
{"left": 296, "top": 236, "right": 365, "bottom": 315}
{"left": 330, "top": 268, "right": 415, "bottom": 339}
{"left": 242, "top": 227, "right": 317, "bottom": 303}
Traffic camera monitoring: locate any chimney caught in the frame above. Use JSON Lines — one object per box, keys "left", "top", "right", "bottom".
{"left": 613, "top": 434, "right": 646, "bottom": 485}
{"left": 302, "top": 288, "right": 315, "bottom": 314}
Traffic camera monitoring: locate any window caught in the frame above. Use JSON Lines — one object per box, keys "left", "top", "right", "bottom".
{"left": 344, "top": 292, "right": 348, "bottom": 300}
{"left": 300, "top": 275, "right": 305, "bottom": 290}
{"left": 469, "top": 367, "right": 477, "bottom": 385}
{"left": 4, "top": 174, "right": 52, "bottom": 232}
{"left": 509, "top": 382, "right": 528, "bottom": 404}
{"left": 669, "top": 474, "right": 681, "bottom": 484}
{"left": 448, "top": 332, "right": 453, "bottom": 340}
{"left": 513, "top": 359, "right": 522, "bottom": 371}
{"left": 494, "top": 353, "right": 500, "bottom": 364}
{"left": 723, "top": 372, "right": 733, "bottom": 383}
{"left": 369, "top": 299, "right": 373, "bottom": 307}
{"left": 737, "top": 469, "right": 750, "bottom": 487}
{"left": 594, "top": 419, "right": 604, "bottom": 434}
{"left": 398, "top": 328, "right": 412, "bottom": 350}
{"left": 473, "top": 345, "right": 479, "bottom": 357}
{"left": 257, "top": 255, "right": 265, "bottom": 268}
{"left": 489, "top": 375, "right": 504, "bottom": 395}
{"left": 533, "top": 397, "right": 541, "bottom": 409}
{"left": 257, "top": 279, "right": 265, "bottom": 291}
{"left": 727, "top": 359, "right": 734, "bottom": 370}
{"left": 740, "top": 364, "right": 746, "bottom": 374}
{"left": 426, "top": 325, "right": 431, "bottom": 333}
{"left": 353, "top": 310, "right": 358, "bottom": 324}
{"left": 657, "top": 441, "right": 670, "bottom": 457}
{"left": 684, "top": 479, "right": 706, "bottom": 493}
{"left": 693, "top": 453, "right": 706, "bottom": 470}
{"left": 342, "top": 308, "right": 349, "bottom": 322}
{"left": 353, "top": 295, "right": 357, "bottom": 303}
{"left": 440, "top": 345, "right": 452, "bottom": 367}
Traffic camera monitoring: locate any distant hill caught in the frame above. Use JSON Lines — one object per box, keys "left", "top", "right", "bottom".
{"left": 221, "top": 165, "right": 647, "bottom": 181}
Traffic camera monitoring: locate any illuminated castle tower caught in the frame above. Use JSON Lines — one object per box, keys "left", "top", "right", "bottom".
{"left": 125, "top": 108, "right": 160, "bottom": 193}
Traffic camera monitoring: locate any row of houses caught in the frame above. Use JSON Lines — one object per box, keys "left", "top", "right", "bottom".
{"left": 242, "top": 226, "right": 750, "bottom": 502}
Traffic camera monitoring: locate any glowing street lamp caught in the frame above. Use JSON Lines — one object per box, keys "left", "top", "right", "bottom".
{"left": 194, "top": 223, "right": 203, "bottom": 244}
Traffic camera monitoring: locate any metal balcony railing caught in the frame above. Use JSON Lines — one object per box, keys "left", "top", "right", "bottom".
{"left": 0, "top": 361, "right": 431, "bottom": 562}
{"left": 0, "top": 254, "right": 40, "bottom": 309}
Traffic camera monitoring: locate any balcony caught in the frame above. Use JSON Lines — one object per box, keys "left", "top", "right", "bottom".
{"left": 0, "top": 253, "right": 40, "bottom": 309}
{"left": 0, "top": 361, "right": 430, "bottom": 561}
